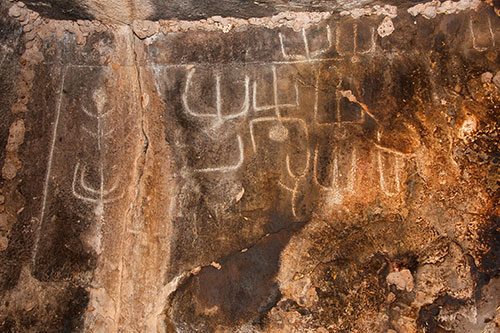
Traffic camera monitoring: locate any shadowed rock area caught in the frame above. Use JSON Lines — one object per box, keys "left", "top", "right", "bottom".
{"left": 0, "top": 0, "right": 499, "bottom": 332}
{"left": 19, "top": 0, "right": 379, "bottom": 22}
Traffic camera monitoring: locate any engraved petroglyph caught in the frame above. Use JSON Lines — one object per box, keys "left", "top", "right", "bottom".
{"left": 32, "top": 65, "right": 127, "bottom": 269}
{"left": 175, "top": 60, "right": 415, "bottom": 210}
{"left": 279, "top": 26, "right": 333, "bottom": 61}
{"left": 182, "top": 67, "right": 250, "bottom": 128}
{"left": 252, "top": 65, "right": 299, "bottom": 114}
{"left": 469, "top": 15, "right": 496, "bottom": 52}
{"left": 335, "top": 22, "right": 376, "bottom": 57}
{"left": 278, "top": 148, "right": 311, "bottom": 217}
{"left": 71, "top": 162, "right": 123, "bottom": 212}
{"left": 250, "top": 65, "right": 307, "bottom": 158}
{"left": 182, "top": 67, "right": 250, "bottom": 173}
{"left": 72, "top": 89, "right": 124, "bottom": 215}
{"left": 313, "top": 69, "right": 376, "bottom": 142}
{"left": 313, "top": 145, "right": 357, "bottom": 205}
{"left": 278, "top": 21, "right": 376, "bottom": 62}
{"left": 374, "top": 131, "right": 414, "bottom": 197}
{"left": 4, "top": 3, "right": 499, "bottom": 332}
{"left": 250, "top": 117, "right": 309, "bottom": 153}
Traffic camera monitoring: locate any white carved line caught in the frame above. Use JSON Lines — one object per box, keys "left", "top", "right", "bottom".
{"left": 313, "top": 71, "right": 373, "bottom": 132}
{"left": 279, "top": 26, "right": 332, "bottom": 61}
{"left": 194, "top": 135, "right": 244, "bottom": 173}
{"left": 280, "top": 148, "right": 311, "bottom": 217}
{"left": 335, "top": 23, "right": 376, "bottom": 57}
{"left": 278, "top": 181, "right": 300, "bottom": 217}
{"left": 373, "top": 142, "right": 413, "bottom": 157}
{"left": 488, "top": 17, "right": 496, "bottom": 48}
{"left": 215, "top": 73, "right": 250, "bottom": 121}
{"left": 34, "top": 66, "right": 69, "bottom": 265}
{"left": 469, "top": 16, "right": 495, "bottom": 52}
{"left": 253, "top": 65, "right": 299, "bottom": 117}
{"left": 311, "top": 26, "right": 333, "bottom": 59}
{"left": 377, "top": 150, "right": 402, "bottom": 197}
{"left": 374, "top": 131, "right": 415, "bottom": 197}
{"left": 83, "top": 126, "right": 116, "bottom": 139}
{"left": 78, "top": 163, "right": 119, "bottom": 196}
{"left": 153, "top": 55, "right": 384, "bottom": 68}
{"left": 72, "top": 86, "right": 124, "bottom": 215}
{"left": 354, "top": 24, "right": 376, "bottom": 54}
{"left": 182, "top": 68, "right": 250, "bottom": 126}
{"left": 248, "top": 107, "right": 310, "bottom": 216}
{"left": 313, "top": 145, "right": 357, "bottom": 195}
{"left": 82, "top": 105, "right": 112, "bottom": 120}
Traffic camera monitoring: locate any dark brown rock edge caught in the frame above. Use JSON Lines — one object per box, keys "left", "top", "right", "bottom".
{"left": 0, "top": 1, "right": 499, "bottom": 332}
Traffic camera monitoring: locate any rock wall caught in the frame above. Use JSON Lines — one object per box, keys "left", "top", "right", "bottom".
{"left": 0, "top": 1, "right": 499, "bottom": 332}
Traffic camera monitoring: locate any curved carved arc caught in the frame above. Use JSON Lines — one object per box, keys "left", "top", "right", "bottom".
{"left": 72, "top": 162, "right": 123, "bottom": 204}
{"left": 285, "top": 147, "right": 311, "bottom": 180}
{"left": 281, "top": 149, "right": 311, "bottom": 218}
{"left": 81, "top": 105, "right": 113, "bottom": 119}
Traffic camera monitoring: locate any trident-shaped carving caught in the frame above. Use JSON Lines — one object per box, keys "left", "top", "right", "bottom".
{"left": 72, "top": 89, "right": 123, "bottom": 215}
{"left": 250, "top": 65, "right": 305, "bottom": 152}
{"left": 72, "top": 162, "right": 123, "bottom": 214}
{"left": 182, "top": 68, "right": 250, "bottom": 128}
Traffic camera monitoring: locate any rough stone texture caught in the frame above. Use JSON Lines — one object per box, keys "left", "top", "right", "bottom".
{"left": 0, "top": 1, "right": 499, "bottom": 332}
{"left": 19, "top": 0, "right": 377, "bottom": 22}
{"left": 16, "top": 0, "right": 500, "bottom": 23}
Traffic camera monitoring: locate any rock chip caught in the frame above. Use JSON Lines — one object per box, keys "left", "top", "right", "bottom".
{"left": 132, "top": 20, "right": 159, "bottom": 39}
{"left": 481, "top": 72, "right": 493, "bottom": 83}
{"left": 377, "top": 17, "right": 395, "bottom": 37}
{"left": 492, "top": 71, "right": 500, "bottom": 89}
{"left": 386, "top": 269, "right": 414, "bottom": 292}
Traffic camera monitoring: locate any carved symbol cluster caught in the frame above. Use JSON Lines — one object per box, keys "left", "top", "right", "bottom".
{"left": 72, "top": 91, "right": 124, "bottom": 216}
{"left": 180, "top": 63, "right": 414, "bottom": 215}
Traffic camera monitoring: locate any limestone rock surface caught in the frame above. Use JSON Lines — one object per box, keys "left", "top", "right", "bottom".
{"left": 0, "top": 1, "right": 499, "bottom": 332}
